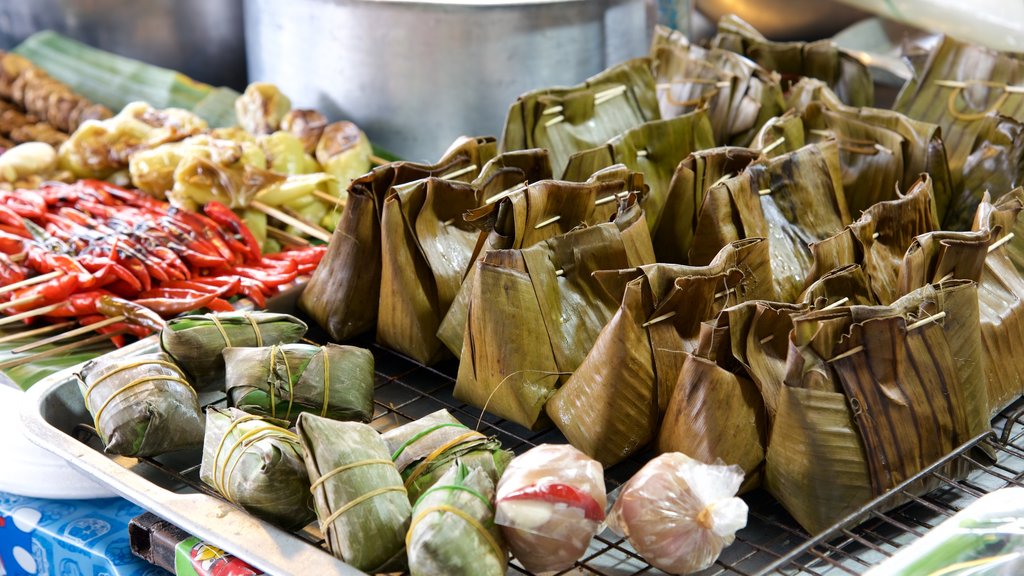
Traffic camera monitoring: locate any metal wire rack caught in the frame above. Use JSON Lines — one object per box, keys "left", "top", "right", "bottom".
{"left": 69, "top": 332, "right": 1024, "bottom": 576}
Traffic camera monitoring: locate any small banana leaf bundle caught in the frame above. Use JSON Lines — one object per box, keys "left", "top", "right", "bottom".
{"left": 650, "top": 25, "right": 785, "bottom": 146}
{"left": 299, "top": 136, "right": 496, "bottom": 342}
{"left": 455, "top": 198, "right": 656, "bottom": 429}
{"left": 654, "top": 146, "right": 761, "bottom": 263}
{"left": 160, "top": 312, "right": 307, "bottom": 391}
{"left": 224, "top": 343, "right": 374, "bottom": 425}
{"left": 799, "top": 264, "right": 878, "bottom": 307}
{"left": 547, "top": 238, "right": 774, "bottom": 466}
{"left": 689, "top": 140, "right": 851, "bottom": 301}
{"left": 562, "top": 111, "right": 716, "bottom": 233}
{"left": 199, "top": 408, "right": 315, "bottom": 530}
{"left": 501, "top": 58, "right": 660, "bottom": 175}
{"left": 381, "top": 409, "right": 512, "bottom": 504}
{"left": 407, "top": 462, "right": 507, "bottom": 576}
{"left": 806, "top": 175, "right": 939, "bottom": 305}
{"left": 77, "top": 351, "right": 203, "bottom": 457}
{"left": 766, "top": 282, "right": 991, "bottom": 534}
{"left": 897, "top": 230, "right": 989, "bottom": 297}
{"left": 893, "top": 36, "right": 1024, "bottom": 230}
{"left": 711, "top": 15, "right": 873, "bottom": 107}
{"left": 437, "top": 167, "right": 644, "bottom": 357}
{"left": 297, "top": 414, "right": 411, "bottom": 573}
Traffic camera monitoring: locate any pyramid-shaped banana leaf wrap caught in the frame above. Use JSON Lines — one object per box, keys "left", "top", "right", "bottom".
{"left": 298, "top": 136, "right": 496, "bottom": 342}
{"left": 689, "top": 140, "right": 851, "bottom": 301}
{"left": 437, "top": 166, "right": 643, "bottom": 358}
{"left": 805, "top": 175, "right": 939, "bottom": 306}
{"left": 650, "top": 25, "right": 786, "bottom": 147}
{"left": 562, "top": 110, "right": 716, "bottom": 235}
{"left": 455, "top": 197, "right": 656, "bottom": 430}
{"left": 972, "top": 189, "right": 1024, "bottom": 414}
{"left": 894, "top": 36, "right": 1024, "bottom": 230}
{"left": 711, "top": 14, "right": 873, "bottom": 108}
{"left": 767, "top": 282, "right": 990, "bottom": 534}
{"left": 547, "top": 238, "right": 774, "bottom": 466}
{"left": 500, "top": 58, "right": 660, "bottom": 175}
{"left": 654, "top": 146, "right": 761, "bottom": 264}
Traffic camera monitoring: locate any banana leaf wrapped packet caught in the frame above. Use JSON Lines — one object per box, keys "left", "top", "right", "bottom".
{"left": 299, "top": 136, "right": 495, "bottom": 342}
{"left": 501, "top": 58, "right": 660, "bottom": 175}
{"left": 224, "top": 343, "right": 374, "bottom": 425}
{"left": 297, "top": 414, "right": 411, "bottom": 573}
{"left": 548, "top": 238, "right": 774, "bottom": 466}
{"left": 381, "top": 409, "right": 512, "bottom": 504}
{"left": 455, "top": 196, "right": 656, "bottom": 429}
{"left": 407, "top": 462, "right": 507, "bottom": 576}
{"left": 199, "top": 407, "right": 315, "bottom": 530}
{"left": 77, "top": 351, "right": 202, "bottom": 457}
{"left": 160, "top": 311, "right": 307, "bottom": 391}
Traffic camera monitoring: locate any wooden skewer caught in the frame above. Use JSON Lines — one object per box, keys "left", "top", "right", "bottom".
{"left": 369, "top": 154, "right": 390, "bottom": 166}
{"left": 485, "top": 183, "right": 527, "bottom": 205}
{"left": 872, "top": 232, "right": 880, "bottom": 240}
{"left": 642, "top": 311, "right": 677, "bottom": 328}
{"left": 989, "top": 232, "right": 1015, "bottom": 253}
{"left": 907, "top": 311, "right": 946, "bottom": 331}
{"left": 0, "top": 302, "right": 64, "bottom": 327}
{"left": 2, "top": 293, "right": 43, "bottom": 312}
{"left": 595, "top": 194, "right": 618, "bottom": 206}
{"left": 636, "top": 149, "right": 649, "bottom": 158}
{"left": 267, "top": 226, "right": 311, "bottom": 247}
{"left": 544, "top": 114, "right": 565, "bottom": 128}
{"left": 250, "top": 201, "right": 332, "bottom": 243}
{"left": 534, "top": 215, "right": 562, "bottom": 230}
{"left": 829, "top": 345, "right": 864, "bottom": 363}
{"left": 311, "top": 189, "right": 345, "bottom": 206}
{"left": 8, "top": 252, "right": 25, "bottom": 263}
{"left": 761, "top": 136, "right": 786, "bottom": 154}
{"left": 0, "top": 320, "right": 74, "bottom": 345}
{"left": 440, "top": 165, "right": 477, "bottom": 181}
{"left": 0, "top": 328, "right": 129, "bottom": 371}
{"left": 758, "top": 188, "right": 772, "bottom": 196}
{"left": 13, "top": 315, "right": 126, "bottom": 354}
{"left": 0, "top": 270, "right": 63, "bottom": 296}
{"left": 542, "top": 105, "right": 563, "bottom": 116}
{"left": 554, "top": 268, "right": 565, "bottom": 277}
{"left": 759, "top": 334, "right": 775, "bottom": 345}
{"left": 809, "top": 129, "right": 832, "bottom": 137}
{"left": 822, "top": 297, "right": 849, "bottom": 310}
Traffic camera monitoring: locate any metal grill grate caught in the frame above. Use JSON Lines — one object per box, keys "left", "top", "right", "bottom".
{"left": 71, "top": 335, "right": 1024, "bottom": 576}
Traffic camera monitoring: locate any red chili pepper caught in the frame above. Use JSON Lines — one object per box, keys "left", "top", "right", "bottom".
{"left": 26, "top": 250, "right": 95, "bottom": 287}
{"left": 44, "top": 290, "right": 116, "bottom": 317}
{"left": 205, "top": 297, "right": 234, "bottom": 313}
{"left": 204, "top": 201, "right": 262, "bottom": 263}
{"left": 132, "top": 290, "right": 218, "bottom": 317}
{"left": 0, "top": 253, "right": 26, "bottom": 286}
{"left": 0, "top": 229, "right": 26, "bottom": 254}
{"left": 4, "top": 274, "right": 80, "bottom": 313}
{"left": 233, "top": 265, "right": 297, "bottom": 288}
{"left": 0, "top": 190, "right": 47, "bottom": 219}
{"left": 189, "top": 275, "right": 268, "bottom": 307}
{"left": 78, "top": 256, "right": 143, "bottom": 294}
{"left": 265, "top": 246, "right": 327, "bottom": 275}
{"left": 169, "top": 210, "right": 238, "bottom": 265}
{"left": 500, "top": 483, "right": 606, "bottom": 523}
{"left": 0, "top": 205, "right": 29, "bottom": 236}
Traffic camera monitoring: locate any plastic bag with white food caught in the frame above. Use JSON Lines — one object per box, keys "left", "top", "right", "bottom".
{"left": 608, "top": 452, "right": 748, "bottom": 574}
{"left": 495, "top": 444, "right": 607, "bottom": 573}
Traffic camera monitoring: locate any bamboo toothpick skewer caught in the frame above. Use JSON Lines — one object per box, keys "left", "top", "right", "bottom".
{"left": 311, "top": 189, "right": 345, "bottom": 206}
{"left": 907, "top": 311, "right": 946, "bottom": 331}
{"left": 0, "top": 320, "right": 74, "bottom": 345}
{"left": 0, "top": 302, "right": 66, "bottom": 328}
{"left": 440, "top": 165, "right": 477, "bottom": 181}
{"left": 267, "top": 226, "right": 311, "bottom": 247}
{"left": 761, "top": 136, "right": 786, "bottom": 154}
{"left": 989, "top": 232, "right": 1015, "bottom": 253}
{"left": 250, "top": 201, "right": 332, "bottom": 243}
{"left": 0, "top": 270, "right": 62, "bottom": 296}
{"left": 642, "top": 311, "right": 677, "bottom": 328}
{"left": 13, "top": 315, "right": 126, "bottom": 354}
{"left": 822, "top": 297, "right": 850, "bottom": 310}
{"left": 534, "top": 215, "right": 562, "bottom": 230}
{"left": 0, "top": 328, "right": 129, "bottom": 371}
{"left": 2, "top": 293, "right": 43, "bottom": 311}
{"left": 369, "top": 154, "right": 390, "bottom": 166}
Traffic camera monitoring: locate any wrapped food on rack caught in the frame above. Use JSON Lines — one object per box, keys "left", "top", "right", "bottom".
{"left": 608, "top": 452, "right": 748, "bottom": 575}
{"left": 199, "top": 407, "right": 315, "bottom": 530}
{"left": 160, "top": 311, "right": 307, "bottom": 391}
{"left": 76, "top": 351, "right": 203, "bottom": 457}
{"left": 494, "top": 444, "right": 606, "bottom": 573}
{"left": 381, "top": 409, "right": 512, "bottom": 504}
{"left": 224, "top": 343, "right": 374, "bottom": 426}
{"left": 407, "top": 462, "right": 507, "bottom": 576}
{"left": 297, "top": 414, "right": 411, "bottom": 573}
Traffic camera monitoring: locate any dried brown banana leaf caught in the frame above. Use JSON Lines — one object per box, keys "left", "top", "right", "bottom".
{"left": 654, "top": 146, "right": 760, "bottom": 263}
{"left": 690, "top": 141, "right": 850, "bottom": 301}
{"left": 454, "top": 199, "right": 655, "bottom": 429}
{"left": 562, "top": 111, "right": 716, "bottom": 234}
{"left": 299, "top": 136, "right": 495, "bottom": 342}
{"left": 547, "top": 238, "right": 774, "bottom": 466}
{"left": 501, "top": 58, "right": 660, "bottom": 175}
{"left": 799, "top": 264, "right": 878, "bottom": 307}
{"left": 897, "top": 230, "right": 989, "bottom": 297}
{"left": 437, "top": 168, "right": 642, "bottom": 358}
{"left": 711, "top": 15, "right": 873, "bottom": 107}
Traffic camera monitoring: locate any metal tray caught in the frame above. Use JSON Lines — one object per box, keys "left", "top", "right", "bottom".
{"left": 18, "top": 302, "right": 1024, "bottom": 576}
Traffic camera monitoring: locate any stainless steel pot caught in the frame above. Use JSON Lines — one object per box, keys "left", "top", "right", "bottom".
{"left": 245, "top": 0, "right": 655, "bottom": 161}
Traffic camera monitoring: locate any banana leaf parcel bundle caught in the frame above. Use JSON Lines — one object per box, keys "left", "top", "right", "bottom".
{"left": 562, "top": 111, "right": 716, "bottom": 234}
{"left": 296, "top": 414, "right": 411, "bottom": 573}
{"left": 77, "top": 351, "right": 202, "bottom": 457}
{"left": 199, "top": 407, "right": 315, "bottom": 530}
{"left": 711, "top": 15, "right": 873, "bottom": 107}
{"left": 500, "top": 58, "right": 660, "bottom": 175}
{"left": 893, "top": 36, "right": 1024, "bottom": 230}
{"left": 650, "top": 25, "right": 786, "bottom": 146}
{"left": 766, "top": 282, "right": 991, "bottom": 534}
{"left": 160, "top": 311, "right": 307, "bottom": 391}
{"left": 547, "top": 238, "right": 774, "bottom": 466}
{"left": 407, "top": 462, "right": 507, "bottom": 576}
{"left": 805, "top": 175, "right": 940, "bottom": 305}
{"left": 689, "top": 140, "right": 851, "bottom": 301}
{"left": 299, "top": 136, "right": 496, "bottom": 342}
{"left": 455, "top": 197, "right": 656, "bottom": 429}
{"left": 224, "top": 343, "right": 374, "bottom": 425}
{"left": 381, "top": 409, "right": 512, "bottom": 504}
{"left": 437, "top": 167, "right": 644, "bottom": 358}
{"left": 654, "top": 146, "right": 761, "bottom": 263}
